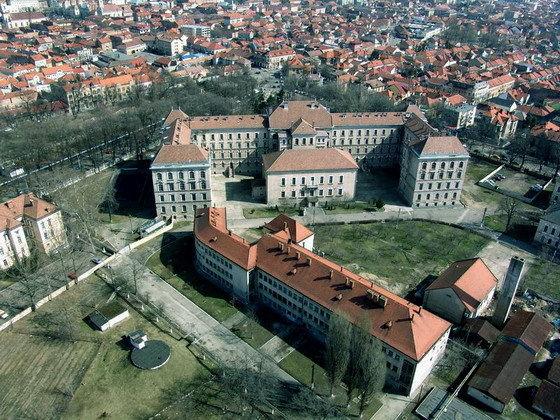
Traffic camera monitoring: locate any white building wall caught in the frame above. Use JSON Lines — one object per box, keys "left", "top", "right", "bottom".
{"left": 467, "top": 386, "right": 505, "bottom": 413}
{"left": 195, "top": 238, "right": 251, "bottom": 302}
{"left": 409, "top": 328, "right": 449, "bottom": 393}
{"left": 423, "top": 288, "right": 466, "bottom": 324}
{"left": 297, "top": 234, "right": 314, "bottom": 251}
{"left": 31, "top": 211, "right": 67, "bottom": 254}
{"left": 534, "top": 218, "right": 560, "bottom": 249}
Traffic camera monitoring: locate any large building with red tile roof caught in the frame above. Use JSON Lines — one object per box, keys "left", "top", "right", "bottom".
{"left": 0, "top": 193, "right": 67, "bottom": 269}
{"left": 160, "top": 101, "right": 468, "bottom": 209}
{"left": 194, "top": 207, "right": 451, "bottom": 396}
{"left": 423, "top": 258, "right": 498, "bottom": 324}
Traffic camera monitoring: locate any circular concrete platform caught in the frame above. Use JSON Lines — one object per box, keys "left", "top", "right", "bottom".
{"left": 131, "top": 340, "right": 171, "bottom": 370}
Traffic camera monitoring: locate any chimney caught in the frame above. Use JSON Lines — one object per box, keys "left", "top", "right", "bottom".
{"left": 418, "top": 306, "right": 422, "bottom": 315}
{"left": 290, "top": 268, "right": 297, "bottom": 275}
{"left": 210, "top": 236, "right": 218, "bottom": 242}
{"left": 287, "top": 246, "right": 291, "bottom": 254}
{"left": 283, "top": 221, "right": 288, "bottom": 231}
{"left": 366, "top": 289, "right": 375, "bottom": 301}
{"left": 228, "top": 229, "right": 232, "bottom": 236}
{"left": 306, "top": 257, "right": 311, "bottom": 266}
{"left": 335, "top": 293, "right": 343, "bottom": 301}
{"left": 379, "top": 296, "right": 387, "bottom": 308}
{"left": 491, "top": 256, "right": 525, "bottom": 329}
{"left": 279, "top": 242, "right": 284, "bottom": 251}
{"left": 295, "top": 251, "right": 300, "bottom": 260}
{"left": 329, "top": 270, "right": 333, "bottom": 279}
{"left": 384, "top": 320, "right": 392, "bottom": 329}
{"left": 411, "top": 313, "right": 415, "bottom": 322}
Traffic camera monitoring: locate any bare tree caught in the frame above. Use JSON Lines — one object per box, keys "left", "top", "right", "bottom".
{"left": 500, "top": 197, "right": 519, "bottom": 232}
{"left": 324, "top": 313, "right": 350, "bottom": 397}
{"left": 356, "top": 337, "right": 386, "bottom": 417}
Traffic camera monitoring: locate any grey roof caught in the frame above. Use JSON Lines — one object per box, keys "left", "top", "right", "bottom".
{"left": 416, "top": 387, "right": 492, "bottom": 420}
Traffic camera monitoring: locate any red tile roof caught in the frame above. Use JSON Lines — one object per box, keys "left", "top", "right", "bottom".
{"left": 262, "top": 148, "right": 358, "bottom": 173}
{"left": 426, "top": 258, "right": 497, "bottom": 312}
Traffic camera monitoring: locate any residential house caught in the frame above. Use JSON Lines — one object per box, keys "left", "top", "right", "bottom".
{"left": 423, "top": 258, "right": 498, "bottom": 324}
{"left": 534, "top": 206, "right": 560, "bottom": 249}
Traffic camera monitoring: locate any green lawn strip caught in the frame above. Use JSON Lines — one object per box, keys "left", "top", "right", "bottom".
{"left": 166, "top": 274, "right": 238, "bottom": 323}
{"left": 523, "top": 259, "right": 560, "bottom": 301}
{"left": 484, "top": 214, "right": 538, "bottom": 242}
{"left": 323, "top": 202, "right": 381, "bottom": 214}
{"left": 231, "top": 318, "right": 274, "bottom": 349}
{"left": 243, "top": 206, "right": 300, "bottom": 219}
{"left": 314, "top": 221, "right": 489, "bottom": 297}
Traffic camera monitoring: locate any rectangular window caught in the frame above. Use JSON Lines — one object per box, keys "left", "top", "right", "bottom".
{"left": 328, "top": 176, "right": 333, "bottom": 184}
{"left": 301, "top": 177, "right": 306, "bottom": 185}
{"left": 281, "top": 177, "right": 286, "bottom": 186}
{"left": 191, "top": 193, "right": 196, "bottom": 201}
{"left": 338, "top": 188, "right": 343, "bottom": 195}
{"left": 339, "top": 175, "right": 344, "bottom": 183}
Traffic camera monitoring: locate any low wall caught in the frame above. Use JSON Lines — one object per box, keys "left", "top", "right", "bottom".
{"left": 0, "top": 219, "right": 174, "bottom": 332}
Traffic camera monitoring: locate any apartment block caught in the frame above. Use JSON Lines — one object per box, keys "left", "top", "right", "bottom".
{"left": 0, "top": 193, "right": 67, "bottom": 269}
{"left": 194, "top": 208, "right": 451, "bottom": 396}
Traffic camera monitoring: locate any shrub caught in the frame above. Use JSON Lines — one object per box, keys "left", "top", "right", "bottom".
{"left": 375, "top": 199, "right": 384, "bottom": 209}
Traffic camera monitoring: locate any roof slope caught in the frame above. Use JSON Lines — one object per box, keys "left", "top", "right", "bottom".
{"left": 412, "top": 136, "right": 469, "bottom": 157}
{"left": 426, "top": 258, "right": 497, "bottom": 312}
{"left": 263, "top": 214, "right": 314, "bottom": 243}
{"left": 153, "top": 144, "right": 208, "bottom": 165}
{"left": 501, "top": 310, "right": 553, "bottom": 354}
{"left": 194, "top": 208, "right": 257, "bottom": 270}
{"left": 263, "top": 149, "right": 358, "bottom": 173}
{"left": 468, "top": 341, "right": 534, "bottom": 405}
{"left": 255, "top": 233, "right": 450, "bottom": 361}
{"left": 269, "top": 101, "right": 332, "bottom": 129}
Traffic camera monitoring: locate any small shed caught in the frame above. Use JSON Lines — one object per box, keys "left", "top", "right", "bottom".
{"left": 129, "top": 330, "right": 148, "bottom": 349}
{"left": 88, "top": 302, "right": 129, "bottom": 332}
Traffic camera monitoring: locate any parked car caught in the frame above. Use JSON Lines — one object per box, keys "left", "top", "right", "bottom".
{"left": 497, "top": 174, "right": 506, "bottom": 180}
{"left": 0, "top": 309, "right": 8, "bottom": 319}
{"left": 91, "top": 258, "right": 102, "bottom": 265}
{"left": 67, "top": 272, "right": 77, "bottom": 280}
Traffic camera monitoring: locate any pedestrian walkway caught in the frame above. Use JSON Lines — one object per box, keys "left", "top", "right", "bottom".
{"left": 221, "top": 311, "right": 246, "bottom": 329}
{"left": 259, "top": 325, "right": 305, "bottom": 363}
{"left": 108, "top": 254, "right": 297, "bottom": 384}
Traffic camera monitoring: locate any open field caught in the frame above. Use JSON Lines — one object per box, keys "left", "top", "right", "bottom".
{"left": 1, "top": 276, "right": 207, "bottom": 419}
{"left": 523, "top": 258, "right": 560, "bottom": 301}
{"left": 0, "top": 333, "right": 100, "bottom": 420}
{"left": 313, "top": 221, "right": 490, "bottom": 297}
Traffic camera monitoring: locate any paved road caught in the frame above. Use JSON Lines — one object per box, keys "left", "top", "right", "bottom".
{"left": 108, "top": 253, "right": 297, "bottom": 384}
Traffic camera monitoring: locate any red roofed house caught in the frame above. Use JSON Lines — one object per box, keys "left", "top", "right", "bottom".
{"left": 423, "top": 258, "right": 498, "bottom": 324}
{"left": 194, "top": 208, "right": 451, "bottom": 396}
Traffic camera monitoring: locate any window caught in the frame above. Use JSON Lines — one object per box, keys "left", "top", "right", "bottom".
{"left": 544, "top": 225, "right": 549, "bottom": 233}
{"left": 291, "top": 191, "right": 296, "bottom": 197}
{"left": 337, "top": 188, "right": 343, "bottom": 195}
{"left": 201, "top": 181, "right": 207, "bottom": 189}
{"left": 200, "top": 171, "right": 206, "bottom": 179}
{"left": 301, "top": 177, "right": 306, "bottom": 185}
{"left": 441, "top": 162, "right": 445, "bottom": 169}
{"left": 182, "top": 205, "right": 187, "bottom": 212}
{"left": 450, "top": 162, "right": 455, "bottom": 169}
{"left": 459, "top": 162, "right": 464, "bottom": 168}
{"left": 418, "top": 184, "right": 423, "bottom": 190}
{"left": 158, "top": 183, "right": 163, "bottom": 192}
{"left": 328, "top": 189, "right": 333, "bottom": 196}
{"left": 170, "top": 194, "right": 175, "bottom": 202}
{"left": 156, "top": 173, "right": 162, "bottom": 180}
{"left": 422, "top": 162, "right": 427, "bottom": 170}
{"left": 191, "top": 193, "right": 196, "bottom": 201}
{"left": 179, "top": 181, "right": 185, "bottom": 190}
{"left": 190, "top": 182, "right": 196, "bottom": 190}
{"left": 319, "top": 176, "right": 324, "bottom": 184}
{"left": 417, "top": 194, "right": 421, "bottom": 200}
{"left": 179, "top": 172, "right": 184, "bottom": 180}
{"left": 281, "top": 177, "right": 286, "bottom": 186}
{"left": 339, "top": 175, "right": 344, "bottom": 183}
{"left": 189, "top": 171, "right": 195, "bottom": 179}
{"left": 167, "top": 183, "right": 174, "bottom": 191}
{"left": 167, "top": 172, "right": 173, "bottom": 180}
{"left": 428, "top": 183, "right": 432, "bottom": 190}
{"left": 159, "top": 195, "right": 165, "bottom": 202}
{"left": 457, "top": 171, "right": 463, "bottom": 178}
{"left": 181, "top": 194, "right": 186, "bottom": 201}
{"left": 431, "top": 162, "right": 436, "bottom": 170}
{"left": 161, "top": 206, "right": 166, "bottom": 214}
{"left": 310, "top": 176, "right": 315, "bottom": 185}
{"left": 329, "top": 176, "right": 334, "bottom": 184}
{"left": 202, "top": 193, "right": 207, "bottom": 200}
{"left": 281, "top": 191, "right": 286, "bottom": 198}
{"left": 291, "top": 177, "right": 296, "bottom": 186}
{"left": 172, "top": 205, "right": 176, "bottom": 212}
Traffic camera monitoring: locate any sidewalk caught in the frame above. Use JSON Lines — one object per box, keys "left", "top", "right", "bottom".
{"left": 108, "top": 253, "right": 298, "bottom": 384}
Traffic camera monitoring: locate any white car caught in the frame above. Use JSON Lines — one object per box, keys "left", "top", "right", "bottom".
{"left": 0, "top": 309, "right": 8, "bottom": 319}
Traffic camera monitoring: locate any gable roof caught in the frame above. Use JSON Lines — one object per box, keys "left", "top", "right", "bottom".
{"left": 269, "top": 101, "right": 332, "bottom": 130}
{"left": 426, "top": 258, "right": 497, "bottom": 312}
{"left": 263, "top": 214, "right": 314, "bottom": 243}
{"left": 501, "top": 310, "right": 553, "bottom": 354}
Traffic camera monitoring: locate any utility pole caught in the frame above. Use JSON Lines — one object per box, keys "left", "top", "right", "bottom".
{"left": 480, "top": 207, "right": 487, "bottom": 227}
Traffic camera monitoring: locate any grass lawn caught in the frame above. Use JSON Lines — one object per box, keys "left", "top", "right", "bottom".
{"left": 231, "top": 317, "right": 274, "bottom": 349}
{"left": 243, "top": 206, "right": 300, "bottom": 219}
{"left": 279, "top": 340, "right": 382, "bottom": 418}
{"left": 484, "top": 214, "right": 538, "bottom": 242}
{"left": 2, "top": 276, "right": 207, "bottom": 419}
{"left": 146, "top": 236, "right": 238, "bottom": 322}
{"left": 324, "top": 201, "right": 383, "bottom": 215}
{"left": 523, "top": 258, "right": 560, "bottom": 301}
{"left": 313, "top": 221, "right": 489, "bottom": 298}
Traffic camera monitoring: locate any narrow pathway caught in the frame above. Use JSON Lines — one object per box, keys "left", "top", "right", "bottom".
{"left": 108, "top": 254, "right": 297, "bottom": 384}
{"left": 259, "top": 325, "right": 306, "bottom": 363}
